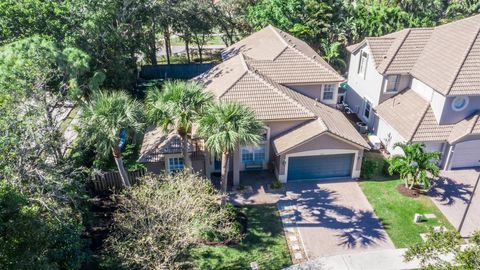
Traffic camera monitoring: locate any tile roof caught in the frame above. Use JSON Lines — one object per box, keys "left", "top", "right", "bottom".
{"left": 349, "top": 14, "right": 480, "bottom": 96}
{"left": 411, "top": 14, "right": 480, "bottom": 96}
{"left": 448, "top": 113, "right": 480, "bottom": 143}
{"left": 198, "top": 54, "right": 316, "bottom": 121}
{"left": 139, "top": 127, "right": 194, "bottom": 163}
{"left": 245, "top": 48, "right": 344, "bottom": 84}
{"left": 376, "top": 90, "right": 430, "bottom": 141}
{"left": 412, "top": 108, "right": 455, "bottom": 142}
{"left": 220, "top": 70, "right": 316, "bottom": 120}
{"left": 196, "top": 26, "right": 369, "bottom": 149}
{"left": 376, "top": 89, "right": 479, "bottom": 143}
{"left": 223, "top": 25, "right": 344, "bottom": 84}
{"left": 272, "top": 120, "right": 327, "bottom": 154}
{"left": 383, "top": 28, "right": 434, "bottom": 74}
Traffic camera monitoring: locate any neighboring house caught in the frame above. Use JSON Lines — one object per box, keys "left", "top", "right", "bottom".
{"left": 345, "top": 14, "right": 480, "bottom": 170}
{"left": 140, "top": 25, "right": 369, "bottom": 184}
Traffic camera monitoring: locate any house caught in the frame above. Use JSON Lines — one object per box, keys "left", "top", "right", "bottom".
{"left": 140, "top": 25, "right": 370, "bottom": 184}
{"left": 345, "top": 14, "right": 480, "bottom": 170}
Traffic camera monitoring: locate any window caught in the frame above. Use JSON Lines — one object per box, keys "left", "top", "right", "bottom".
{"left": 451, "top": 96, "right": 469, "bottom": 111}
{"left": 241, "top": 149, "right": 254, "bottom": 162}
{"left": 358, "top": 51, "right": 368, "bottom": 77}
{"left": 241, "top": 144, "right": 266, "bottom": 163}
{"left": 385, "top": 75, "right": 400, "bottom": 93}
{"left": 363, "top": 99, "right": 371, "bottom": 119}
{"left": 322, "top": 84, "right": 335, "bottom": 100}
{"left": 168, "top": 157, "right": 184, "bottom": 172}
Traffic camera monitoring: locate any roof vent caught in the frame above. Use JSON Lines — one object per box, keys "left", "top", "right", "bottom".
{"left": 314, "top": 98, "right": 319, "bottom": 106}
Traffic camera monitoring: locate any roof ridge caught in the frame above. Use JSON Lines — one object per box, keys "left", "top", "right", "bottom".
{"left": 380, "top": 29, "right": 411, "bottom": 73}
{"left": 270, "top": 26, "right": 343, "bottom": 80}
{"left": 217, "top": 54, "right": 249, "bottom": 99}
{"left": 242, "top": 57, "right": 316, "bottom": 118}
{"left": 467, "top": 114, "right": 480, "bottom": 134}
{"left": 268, "top": 25, "right": 291, "bottom": 59}
{"left": 447, "top": 25, "right": 480, "bottom": 95}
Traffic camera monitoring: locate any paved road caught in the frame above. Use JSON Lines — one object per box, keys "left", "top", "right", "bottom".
{"left": 284, "top": 180, "right": 394, "bottom": 259}
{"left": 429, "top": 169, "right": 480, "bottom": 237}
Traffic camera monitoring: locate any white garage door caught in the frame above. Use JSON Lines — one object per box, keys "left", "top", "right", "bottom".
{"left": 451, "top": 140, "right": 480, "bottom": 169}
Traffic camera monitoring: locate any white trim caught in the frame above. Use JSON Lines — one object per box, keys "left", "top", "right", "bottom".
{"left": 282, "top": 149, "right": 360, "bottom": 182}
{"left": 362, "top": 98, "right": 372, "bottom": 121}
{"left": 165, "top": 154, "right": 184, "bottom": 172}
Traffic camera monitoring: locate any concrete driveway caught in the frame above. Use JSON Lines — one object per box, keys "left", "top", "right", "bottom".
{"left": 283, "top": 180, "right": 394, "bottom": 259}
{"left": 429, "top": 169, "right": 480, "bottom": 237}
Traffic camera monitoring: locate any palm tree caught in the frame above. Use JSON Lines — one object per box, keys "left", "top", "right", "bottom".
{"left": 321, "top": 40, "right": 346, "bottom": 70}
{"left": 388, "top": 142, "right": 441, "bottom": 190}
{"left": 197, "top": 102, "right": 264, "bottom": 193}
{"left": 145, "top": 80, "right": 213, "bottom": 171}
{"left": 78, "top": 90, "right": 143, "bottom": 187}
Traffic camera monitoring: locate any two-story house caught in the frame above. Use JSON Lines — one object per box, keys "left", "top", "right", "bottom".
{"left": 140, "top": 25, "right": 370, "bottom": 184}
{"left": 345, "top": 14, "right": 480, "bottom": 170}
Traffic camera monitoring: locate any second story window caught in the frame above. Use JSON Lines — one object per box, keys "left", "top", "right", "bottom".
{"left": 358, "top": 51, "right": 368, "bottom": 77}
{"left": 385, "top": 75, "right": 400, "bottom": 93}
{"left": 322, "top": 84, "right": 334, "bottom": 100}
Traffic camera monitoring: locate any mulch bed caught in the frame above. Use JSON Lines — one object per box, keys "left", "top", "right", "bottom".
{"left": 396, "top": 184, "right": 423, "bottom": 198}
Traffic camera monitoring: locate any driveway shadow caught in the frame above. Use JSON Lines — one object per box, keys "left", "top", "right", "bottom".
{"left": 428, "top": 176, "right": 472, "bottom": 206}
{"left": 286, "top": 182, "right": 389, "bottom": 249}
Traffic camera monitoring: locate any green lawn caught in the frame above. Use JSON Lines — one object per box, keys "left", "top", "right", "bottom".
{"left": 360, "top": 178, "right": 454, "bottom": 248}
{"left": 190, "top": 205, "right": 292, "bottom": 270}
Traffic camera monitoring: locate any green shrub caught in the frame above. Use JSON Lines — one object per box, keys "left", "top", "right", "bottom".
{"left": 270, "top": 181, "right": 283, "bottom": 189}
{"left": 361, "top": 154, "right": 389, "bottom": 179}
{"left": 0, "top": 181, "right": 87, "bottom": 270}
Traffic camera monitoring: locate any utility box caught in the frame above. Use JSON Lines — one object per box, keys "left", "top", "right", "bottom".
{"left": 414, "top": 213, "right": 423, "bottom": 223}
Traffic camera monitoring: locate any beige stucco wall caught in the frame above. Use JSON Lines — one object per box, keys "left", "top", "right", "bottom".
{"left": 265, "top": 120, "right": 306, "bottom": 138}
{"left": 286, "top": 83, "right": 340, "bottom": 106}
{"left": 274, "top": 132, "right": 364, "bottom": 182}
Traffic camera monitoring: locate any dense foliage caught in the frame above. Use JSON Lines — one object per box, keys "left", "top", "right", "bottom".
{"left": 0, "top": 37, "right": 91, "bottom": 269}
{"left": 405, "top": 230, "right": 480, "bottom": 269}
{"left": 0, "top": 181, "right": 86, "bottom": 270}
{"left": 106, "top": 172, "right": 242, "bottom": 269}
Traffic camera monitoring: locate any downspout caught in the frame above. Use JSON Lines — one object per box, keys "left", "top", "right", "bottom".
{"left": 443, "top": 144, "right": 455, "bottom": 171}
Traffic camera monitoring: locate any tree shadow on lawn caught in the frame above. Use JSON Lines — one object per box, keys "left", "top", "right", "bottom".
{"left": 428, "top": 176, "right": 472, "bottom": 206}
{"left": 289, "top": 183, "right": 390, "bottom": 249}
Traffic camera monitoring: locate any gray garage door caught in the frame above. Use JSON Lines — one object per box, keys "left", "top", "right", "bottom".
{"left": 287, "top": 154, "right": 354, "bottom": 181}
{"left": 451, "top": 140, "right": 480, "bottom": 169}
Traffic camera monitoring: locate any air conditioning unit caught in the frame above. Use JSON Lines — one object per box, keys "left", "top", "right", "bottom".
{"left": 356, "top": 122, "right": 368, "bottom": 134}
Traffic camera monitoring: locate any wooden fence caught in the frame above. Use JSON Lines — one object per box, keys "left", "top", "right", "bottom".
{"left": 90, "top": 168, "right": 147, "bottom": 193}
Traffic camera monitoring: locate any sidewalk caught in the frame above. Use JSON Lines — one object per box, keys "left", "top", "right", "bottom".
{"left": 284, "top": 248, "right": 421, "bottom": 270}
